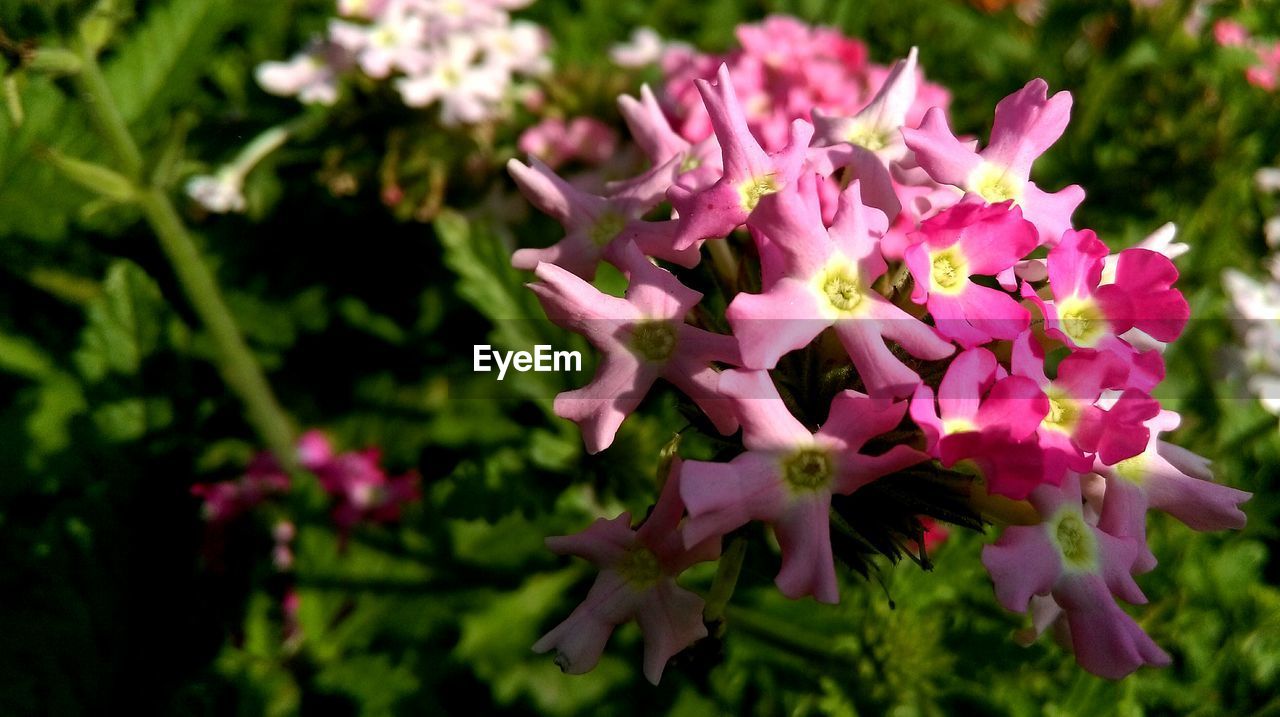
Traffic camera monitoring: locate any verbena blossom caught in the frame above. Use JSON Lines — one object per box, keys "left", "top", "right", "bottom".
{"left": 533, "top": 459, "right": 721, "bottom": 684}
{"left": 1212, "top": 19, "right": 1280, "bottom": 91}
{"left": 192, "top": 430, "right": 419, "bottom": 540}
{"left": 680, "top": 369, "right": 927, "bottom": 603}
{"left": 902, "top": 79, "right": 1084, "bottom": 245}
{"left": 528, "top": 242, "right": 741, "bottom": 453}
{"left": 510, "top": 16, "right": 1249, "bottom": 682}
{"left": 258, "top": 0, "right": 551, "bottom": 125}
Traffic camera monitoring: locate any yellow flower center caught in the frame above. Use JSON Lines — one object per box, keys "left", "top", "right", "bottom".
{"left": 629, "top": 320, "right": 678, "bottom": 362}
{"left": 589, "top": 210, "right": 626, "bottom": 247}
{"left": 781, "top": 447, "right": 834, "bottom": 493}
{"left": 1042, "top": 389, "right": 1080, "bottom": 434}
{"left": 847, "top": 122, "right": 891, "bottom": 151}
{"left": 943, "top": 417, "right": 977, "bottom": 435}
{"left": 738, "top": 174, "right": 780, "bottom": 212}
{"left": 615, "top": 545, "right": 662, "bottom": 588}
{"left": 1056, "top": 296, "right": 1108, "bottom": 347}
{"left": 812, "top": 258, "right": 869, "bottom": 318}
{"left": 930, "top": 247, "right": 968, "bottom": 294}
{"left": 968, "top": 162, "right": 1023, "bottom": 204}
{"left": 1051, "top": 509, "right": 1096, "bottom": 570}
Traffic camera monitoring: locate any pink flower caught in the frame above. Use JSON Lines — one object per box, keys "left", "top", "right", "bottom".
{"left": 904, "top": 200, "right": 1039, "bottom": 347}
{"left": 1025, "top": 229, "right": 1186, "bottom": 390}
{"left": 1010, "top": 332, "right": 1160, "bottom": 478}
{"left": 517, "top": 117, "right": 620, "bottom": 170}
{"left": 191, "top": 454, "right": 291, "bottom": 523}
{"left": 529, "top": 242, "right": 741, "bottom": 453}
{"left": 982, "top": 473, "right": 1171, "bottom": 678}
{"left": 395, "top": 37, "right": 507, "bottom": 125}
{"left": 908, "top": 346, "right": 1049, "bottom": 498}
{"left": 902, "top": 79, "right": 1085, "bottom": 245}
{"left": 507, "top": 156, "right": 696, "bottom": 280}
{"left": 534, "top": 459, "right": 721, "bottom": 684}
{"left": 1213, "top": 19, "right": 1250, "bottom": 48}
{"left": 312, "top": 448, "right": 421, "bottom": 536}
{"left": 680, "top": 369, "right": 928, "bottom": 602}
{"left": 667, "top": 64, "right": 814, "bottom": 251}
{"left": 1095, "top": 409, "right": 1251, "bottom": 572}
{"left": 617, "top": 84, "right": 723, "bottom": 190}
{"left": 812, "top": 47, "right": 920, "bottom": 161}
{"left": 727, "top": 178, "right": 954, "bottom": 396}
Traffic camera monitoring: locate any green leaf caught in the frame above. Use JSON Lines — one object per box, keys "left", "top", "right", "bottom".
{"left": 40, "top": 148, "right": 137, "bottom": 202}
{"left": 103, "top": 0, "right": 234, "bottom": 128}
{"left": 74, "top": 261, "right": 165, "bottom": 381}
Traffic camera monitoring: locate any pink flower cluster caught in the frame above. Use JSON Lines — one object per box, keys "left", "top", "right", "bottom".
{"left": 513, "top": 17, "right": 1251, "bottom": 682}
{"left": 256, "top": 0, "right": 550, "bottom": 125}
{"left": 1213, "top": 19, "right": 1280, "bottom": 91}
{"left": 191, "top": 430, "right": 420, "bottom": 542}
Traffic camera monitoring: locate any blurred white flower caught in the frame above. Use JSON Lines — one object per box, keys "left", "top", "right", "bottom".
{"left": 186, "top": 172, "right": 246, "bottom": 214}
{"left": 610, "top": 27, "right": 666, "bottom": 68}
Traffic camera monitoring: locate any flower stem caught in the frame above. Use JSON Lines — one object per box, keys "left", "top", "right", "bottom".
{"left": 703, "top": 536, "right": 746, "bottom": 625}
{"left": 71, "top": 45, "right": 298, "bottom": 467}
{"left": 71, "top": 44, "right": 142, "bottom": 179}
{"left": 137, "top": 188, "right": 298, "bottom": 464}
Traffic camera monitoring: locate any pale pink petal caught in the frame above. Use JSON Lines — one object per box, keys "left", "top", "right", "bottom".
{"left": 718, "top": 369, "right": 814, "bottom": 450}
{"left": 983, "top": 79, "right": 1073, "bottom": 181}
{"left": 546, "top": 513, "right": 636, "bottom": 566}
{"left": 773, "top": 496, "right": 840, "bottom": 603}
{"left": 726, "top": 283, "right": 830, "bottom": 370}
{"left": 680, "top": 452, "right": 788, "bottom": 546}
{"left": 982, "top": 524, "right": 1062, "bottom": 612}
{"left": 636, "top": 580, "right": 709, "bottom": 684}
{"left": 901, "top": 107, "right": 983, "bottom": 187}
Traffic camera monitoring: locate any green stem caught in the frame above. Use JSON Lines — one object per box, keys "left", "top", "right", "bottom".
{"left": 138, "top": 188, "right": 298, "bottom": 464}
{"left": 703, "top": 537, "right": 746, "bottom": 625}
{"left": 71, "top": 46, "right": 298, "bottom": 467}
{"left": 707, "top": 237, "right": 738, "bottom": 293}
{"left": 71, "top": 44, "right": 142, "bottom": 179}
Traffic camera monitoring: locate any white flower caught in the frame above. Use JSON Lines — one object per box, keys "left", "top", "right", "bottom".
{"left": 610, "top": 27, "right": 666, "bottom": 68}
{"left": 186, "top": 172, "right": 246, "bottom": 214}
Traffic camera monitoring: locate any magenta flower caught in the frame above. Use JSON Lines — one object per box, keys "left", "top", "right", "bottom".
{"left": 903, "top": 200, "right": 1039, "bottom": 347}
{"left": 908, "top": 346, "right": 1050, "bottom": 499}
{"left": 668, "top": 64, "right": 814, "bottom": 250}
{"left": 507, "top": 156, "right": 696, "bottom": 280}
{"left": 982, "top": 473, "right": 1171, "bottom": 678}
{"left": 902, "top": 79, "right": 1085, "bottom": 245}
{"left": 1011, "top": 332, "right": 1160, "bottom": 476}
{"left": 534, "top": 459, "right": 721, "bottom": 684}
{"left": 726, "top": 178, "right": 954, "bottom": 396}
{"left": 529, "top": 242, "right": 741, "bottom": 453}
{"left": 680, "top": 369, "right": 928, "bottom": 603}
{"left": 1025, "top": 228, "right": 1187, "bottom": 391}
{"left": 1095, "top": 408, "right": 1251, "bottom": 572}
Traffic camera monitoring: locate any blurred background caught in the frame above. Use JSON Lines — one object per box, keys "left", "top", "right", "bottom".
{"left": 1, "top": 0, "right": 1278, "bottom": 714}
